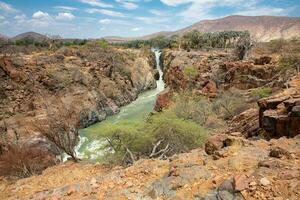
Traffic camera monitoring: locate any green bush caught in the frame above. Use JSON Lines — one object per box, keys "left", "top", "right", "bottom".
{"left": 250, "top": 87, "right": 272, "bottom": 99}
{"left": 183, "top": 65, "right": 198, "bottom": 80}
{"left": 97, "top": 110, "right": 207, "bottom": 166}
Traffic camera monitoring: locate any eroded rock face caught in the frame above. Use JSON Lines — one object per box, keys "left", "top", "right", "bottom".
{"left": 162, "top": 50, "right": 279, "bottom": 93}
{"left": 258, "top": 92, "right": 300, "bottom": 138}
{"left": 154, "top": 87, "right": 172, "bottom": 111}
{"left": 0, "top": 47, "right": 156, "bottom": 151}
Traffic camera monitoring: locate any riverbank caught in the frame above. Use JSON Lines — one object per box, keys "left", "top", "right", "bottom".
{"left": 76, "top": 49, "right": 165, "bottom": 160}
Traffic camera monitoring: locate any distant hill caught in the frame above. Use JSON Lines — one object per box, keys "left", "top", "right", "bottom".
{"left": 11, "top": 32, "right": 49, "bottom": 42}
{"left": 106, "top": 15, "right": 300, "bottom": 42}
{"left": 177, "top": 15, "right": 300, "bottom": 42}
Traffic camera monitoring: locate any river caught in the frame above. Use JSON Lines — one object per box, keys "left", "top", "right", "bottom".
{"left": 75, "top": 49, "right": 165, "bottom": 160}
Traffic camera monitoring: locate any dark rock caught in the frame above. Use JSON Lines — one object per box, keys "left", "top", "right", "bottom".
{"left": 205, "top": 134, "right": 227, "bottom": 155}
{"left": 269, "top": 147, "right": 290, "bottom": 158}
{"left": 254, "top": 56, "right": 272, "bottom": 65}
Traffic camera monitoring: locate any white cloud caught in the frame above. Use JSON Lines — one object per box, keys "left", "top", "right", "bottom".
{"left": 149, "top": 9, "right": 169, "bottom": 16}
{"left": 55, "top": 6, "right": 78, "bottom": 11}
{"left": 31, "top": 11, "right": 53, "bottom": 27}
{"left": 86, "top": 8, "right": 125, "bottom": 17}
{"left": 0, "top": 15, "right": 5, "bottom": 20}
{"left": 160, "top": 0, "right": 289, "bottom": 23}
{"left": 80, "top": 0, "right": 113, "bottom": 8}
{"left": 136, "top": 16, "right": 169, "bottom": 24}
{"left": 56, "top": 12, "right": 75, "bottom": 21}
{"left": 116, "top": 0, "right": 138, "bottom": 10}
{"left": 14, "top": 14, "right": 26, "bottom": 20}
{"left": 32, "top": 11, "right": 51, "bottom": 19}
{"left": 131, "top": 27, "right": 141, "bottom": 31}
{"left": 0, "top": 1, "right": 17, "bottom": 13}
{"left": 99, "top": 19, "right": 111, "bottom": 24}
{"left": 160, "top": 0, "right": 191, "bottom": 6}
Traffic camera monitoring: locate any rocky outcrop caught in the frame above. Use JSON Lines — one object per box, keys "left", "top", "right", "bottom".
{"left": 154, "top": 88, "right": 172, "bottom": 111}
{"left": 257, "top": 75, "right": 300, "bottom": 138}
{"left": 0, "top": 47, "right": 156, "bottom": 152}
{"left": 162, "top": 50, "right": 281, "bottom": 93}
{"left": 258, "top": 94, "right": 300, "bottom": 138}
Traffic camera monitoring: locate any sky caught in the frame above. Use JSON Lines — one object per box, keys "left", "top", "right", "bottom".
{"left": 0, "top": 0, "right": 299, "bottom": 38}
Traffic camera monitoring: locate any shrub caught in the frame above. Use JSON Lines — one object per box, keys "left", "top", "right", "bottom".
{"left": 250, "top": 87, "right": 272, "bottom": 99}
{"left": 98, "top": 110, "right": 207, "bottom": 166}
{"left": 0, "top": 144, "right": 56, "bottom": 178}
{"left": 234, "top": 32, "right": 252, "bottom": 60}
{"left": 170, "top": 93, "right": 213, "bottom": 126}
{"left": 213, "top": 89, "right": 248, "bottom": 120}
{"left": 183, "top": 65, "right": 198, "bottom": 80}
{"left": 35, "top": 104, "right": 79, "bottom": 161}
{"left": 146, "top": 111, "right": 207, "bottom": 156}
{"left": 278, "top": 53, "right": 300, "bottom": 72}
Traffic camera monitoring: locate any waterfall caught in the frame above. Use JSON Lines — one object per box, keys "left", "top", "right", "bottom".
{"left": 73, "top": 48, "right": 165, "bottom": 161}
{"left": 152, "top": 48, "right": 164, "bottom": 91}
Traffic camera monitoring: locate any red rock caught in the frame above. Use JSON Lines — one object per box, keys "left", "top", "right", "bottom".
{"left": 204, "top": 134, "right": 227, "bottom": 155}
{"left": 154, "top": 88, "right": 172, "bottom": 111}
{"left": 234, "top": 174, "right": 251, "bottom": 191}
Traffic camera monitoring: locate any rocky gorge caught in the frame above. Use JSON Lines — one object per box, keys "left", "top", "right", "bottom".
{"left": 1, "top": 39, "right": 300, "bottom": 200}
{"left": 0, "top": 46, "right": 157, "bottom": 155}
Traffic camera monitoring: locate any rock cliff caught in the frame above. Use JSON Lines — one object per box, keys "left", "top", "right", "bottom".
{"left": 0, "top": 47, "right": 156, "bottom": 152}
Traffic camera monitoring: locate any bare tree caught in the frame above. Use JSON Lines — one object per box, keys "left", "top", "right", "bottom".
{"left": 35, "top": 104, "right": 80, "bottom": 161}
{"left": 235, "top": 34, "right": 253, "bottom": 60}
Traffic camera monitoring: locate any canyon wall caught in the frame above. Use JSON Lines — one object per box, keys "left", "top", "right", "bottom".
{"left": 0, "top": 47, "right": 156, "bottom": 151}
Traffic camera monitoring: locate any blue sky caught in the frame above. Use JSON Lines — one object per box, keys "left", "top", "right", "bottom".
{"left": 0, "top": 0, "right": 299, "bottom": 38}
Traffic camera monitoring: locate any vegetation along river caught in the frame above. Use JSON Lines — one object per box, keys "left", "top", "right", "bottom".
{"left": 75, "top": 49, "right": 165, "bottom": 160}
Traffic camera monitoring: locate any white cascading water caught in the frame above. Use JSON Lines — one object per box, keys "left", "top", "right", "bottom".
{"left": 67, "top": 48, "right": 165, "bottom": 161}
{"left": 153, "top": 48, "right": 165, "bottom": 91}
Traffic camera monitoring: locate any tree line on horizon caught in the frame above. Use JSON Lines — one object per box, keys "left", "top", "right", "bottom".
{"left": 115, "top": 30, "right": 251, "bottom": 50}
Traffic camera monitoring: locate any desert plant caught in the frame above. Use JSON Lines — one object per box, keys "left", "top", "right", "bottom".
{"left": 98, "top": 110, "right": 207, "bottom": 165}
{"left": 0, "top": 144, "right": 56, "bottom": 178}
{"left": 35, "top": 104, "right": 79, "bottom": 161}
{"left": 278, "top": 53, "right": 300, "bottom": 72}
{"left": 171, "top": 93, "right": 212, "bottom": 126}
{"left": 213, "top": 89, "right": 248, "bottom": 119}
{"left": 183, "top": 65, "right": 198, "bottom": 80}
{"left": 234, "top": 32, "right": 252, "bottom": 60}
{"left": 250, "top": 87, "right": 272, "bottom": 99}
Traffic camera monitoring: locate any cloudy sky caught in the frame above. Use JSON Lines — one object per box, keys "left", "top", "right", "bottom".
{"left": 0, "top": 0, "right": 299, "bottom": 38}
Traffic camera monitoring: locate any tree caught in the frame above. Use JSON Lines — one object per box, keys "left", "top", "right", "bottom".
{"left": 35, "top": 104, "right": 79, "bottom": 161}
{"left": 98, "top": 110, "right": 207, "bottom": 166}
{"left": 234, "top": 31, "right": 252, "bottom": 60}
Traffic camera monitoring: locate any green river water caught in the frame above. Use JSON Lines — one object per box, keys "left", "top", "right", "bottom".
{"left": 75, "top": 49, "right": 165, "bottom": 160}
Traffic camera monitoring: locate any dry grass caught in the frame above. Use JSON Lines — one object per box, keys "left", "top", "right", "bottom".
{"left": 0, "top": 144, "right": 56, "bottom": 179}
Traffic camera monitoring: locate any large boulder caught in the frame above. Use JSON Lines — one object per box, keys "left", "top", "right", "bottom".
{"left": 258, "top": 94, "right": 300, "bottom": 138}
{"left": 154, "top": 88, "right": 172, "bottom": 112}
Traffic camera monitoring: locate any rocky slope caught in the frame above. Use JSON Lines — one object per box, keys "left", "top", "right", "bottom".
{"left": 178, "top": 15, "right": 300, "bottom": 42}
{"left": 0, "top": 46, "right": 156, "bottom": 152}
{"left": 1, "top": 125, "right": 299, "bottom": 199}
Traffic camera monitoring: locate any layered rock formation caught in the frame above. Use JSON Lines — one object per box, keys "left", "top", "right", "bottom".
{"left": 258, "top": 76, "right": 300, "bottom": 138}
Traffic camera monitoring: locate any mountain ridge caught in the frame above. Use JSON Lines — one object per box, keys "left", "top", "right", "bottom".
{"left": 107, "top": 15, "right": 300, "bottom": 42}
